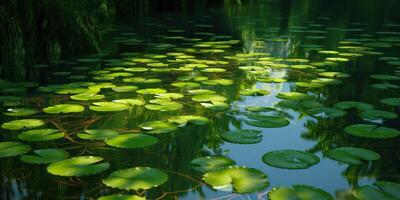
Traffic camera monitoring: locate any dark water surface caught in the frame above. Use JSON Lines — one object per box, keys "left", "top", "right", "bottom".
{"left": 1, "top": 1, "right": 400, "bottom": 200}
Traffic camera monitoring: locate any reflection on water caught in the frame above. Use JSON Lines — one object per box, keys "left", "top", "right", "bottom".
{"left": 1, "top": 0, "right": 400, "bottom": 199}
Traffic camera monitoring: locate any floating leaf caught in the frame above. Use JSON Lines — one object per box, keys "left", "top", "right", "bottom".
{"left": 334, "top": 101, "right": 374, "bottom": 111}
{"left": 344, "top": 124, "right": 400, "bottom": 139}
{"left": 18, "top": 129, "right": 64, "bottom": 142}
{"left": 168, "top": 115, "right": 209, "bottom": 126}
{"left": 269, "top": 185, "right": 333, "bottom": 200}
{"left": 145, "top": 101, "right": 183, "bottom": 111}
{"left": 380, "top": 98, "right": 400, "bottom": 106}
{"left": 326, "top": 147, "right": 380, "bottom": 165}
{"left": 155, "top": 93, "right": 184, "bottom": 100}
{"left": 77, "top": 129, "right": 119, "bottom": 140}
{"left": 47, "top": 156, "right": 110, "bottom": 177}
{"left": 203, "top": 166, "right": 269, "bottom": 194}
{"left": 239, "top": 89, "right": 270, "bottom": 96}
{"left": 354, "top": 181, "right": 400, "bottom": 200}
{"left": 221, "top": 129, "right": 262, "bottom": 144}
{"left": 188, "top": 89, "right": 216, "bottom": 95}
{"left": 89, "top": 102, "right": 129, "bottom": 112}
{"left": 191, "top": 156, "right": 236, "bottom": 173}
{"left": 262, "top": 150, "right": 319, "bottom": 169}
{"left": 43, "top": 104, "right": 85, "bottom": 114}
{"left": 245, "top": 106, "right": 275, "bottom": 112}
{"left": 200, "top": 102, "right": 229, "bottom": 111}
{"left": 203, "top": 79, "right": 233, "bottom": 86}
{"left": 139, "top": 121, "right": 178, "bottom": 134}
{"left": 245, "top": 113, "right": 290, "bottom": 128}
{"left": 123, "top": 77, "right": 162, "bottom": 84}
{"left": 105, "top": 134, "right": 158, "bottom": 149}
{"left": 1, "top": 119, "right": 45, "bottom": 130}
{"left": 112, "top": 99, "right": 145, "bottom": 107}
{"left": 0, "top": 142, "right": 30, "bottom": 158}
{"left": 360, "top": 110, "right": 398, "bottom": 120}
{"left": 103, "top": 167, "right": 168, "bottom": 190}
{"left": 111, "top": 86, "right": 138, "bottom": 93}
{"left": 192, "top": 94, "right": 227, "bottom": 102}
{"left": 71, "top": 93, "right": 105, "bottom": 101}
{"left": 4, "top": 108, "right": 38, "bottom": 117}
{"left": 277, "top": 92, "right": 312, "bottom": 100}
{"left": 20, "top": 149, "right": 69, "bottom": 164}
{"left": 306, "top": 107, "right": 347, "bottom": 118}
{"left": 171, "top": 82, "right": 200, "bottom": 89}
{"left": 370, "top": 74, "right": 400, "bottom": 81}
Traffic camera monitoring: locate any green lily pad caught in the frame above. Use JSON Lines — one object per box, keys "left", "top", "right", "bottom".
{"left": 221, "top": 129, "right": 262, "bottom": 144}
{"left": 105, "top": 134, "right": 158, "bottom": 149}
{"left": 245, "top": 113, "right": 290, "bottom": 128}
{"left": 20, "top": 149, "right": 69, "bottom": 164}
{"left": 370, "top": 74, "right": 400, "bottom": 81}
{"left": 90, "top": 102, "right": 129, "bottom": 112}
{"left": 47, "top": 156, "right": 110, "bottom": 177}
{"left": 201, "top": 68, "right": 226, "bottom": 73}
{"left": 200, "top": 102, "right": 230, "bottom": 111}
{"left": 239, "top": 89, "right": 270, "bottom": 96}
{"left": 145, "top": 101, "right": 183, "bottom": 111}
{"left": 136, "top": 88, "right": 167, "bottom": 95}
{"left": 4, "top": 108, "right": 38, "bottom": 117}
{"left": 112, "top": 86, "right": 138, "bottom": 93}
{"left": 188, "top": 89, "right": 216, "bottom": 95}
{"left": 262, "top": 150, "right": 320, "bottom": 169}
{"left": 192, "top": 94, "right": 227, "bottom": 102}
{"left": 18, "top": 129, "right": 64, "bottom": 142}
{"left": 0, "top": 142, "right": 31, "bottom": 158}
{"left": 334, "top": 101, "right": 374, "bottom": 111}
{"left": 306, "top": 107, "right": 347, "bottom": 118}
{"left": 371, "top": 83, "right": 400, "bottom": 90}
{"left": 98, "top": 194, "right": 145, "bottom": 200}
{"left": 123, "top": 77, "right": 162, "bottom": 84}
{"left": 203, "top": 79, "right": 233, "bottom": 86}
{"left": 168, "top": 115, "right": 209, "bottom": 126}
{"left": 191, "top": 156, "right": 236, "bottom": 173}
{"left": 71, "top": 93, "right": 105, "bottom": 101}
{"left": 326, "top": 147, "right": 380, "bottom": 165}
{"left": 1, "top": 119, "right": 45, "bottom": 130}
{"left": 344, "top": 124, "right": 400, "bottom": 139}
{"left": 277, "top": 92, "right": 312, "bottom": 100}
{"left": 171, "top": 82, "right": 200, "bottom": 89}
{"left": 269, "top": 185, "right": 333, "bottom": 200}
{"left": 77, "top": 129, "right": 119, "bottom": 140}
{"left": 360, "top": 110, "right": 398, "bottom": 120}
{"left": 354, "top": 181, "right": 400, "bottom": 200}
{"left": 139, "top": 121, "right": 178, "bottom": 134}
{"left": 102, "top": 167, "right": 168, "bottom": 190}
{"left": 245, "top": 106, "right": 276, "bottom": 112}
{"left": 380, "top": 98, "right": 400, "bottom": 106}
{"left": 155, "top": 93, "right": 184, "bottom": 100}
{"left": 203, "top": 166, "right": 269, "bottom": 194}
{"left": 43, "top": 104, "right": 85, "bottom": 114}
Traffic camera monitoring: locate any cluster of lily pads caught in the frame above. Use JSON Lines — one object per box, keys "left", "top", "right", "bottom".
{"left": 1, "top": 18, "right": 400, "bottom": 200}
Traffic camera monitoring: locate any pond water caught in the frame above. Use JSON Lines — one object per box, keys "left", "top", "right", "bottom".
{"left": 1, "top": 1, "right": 400, "bottom": 200}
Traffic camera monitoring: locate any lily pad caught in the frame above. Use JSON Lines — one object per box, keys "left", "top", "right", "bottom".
{"left": 326, "top": 147, "right": 380, "bottom": 165}
{"left": 0, "top": 142, "right": 31, "bottom": 158}
{"left": 171, "top": 82, "right": 200, "bottom": 89}
{"left": 245, "top": 113, "right": 290, "bottom": 128}
{"left": 192, "top": 94, "right": 227, "bottom": 102}
{"left": 4, "top": 108, "right": 38, "bottom": 117}
{"left": 239, "top": 89, "right": 270, "bottom": 96}
{"left": 71, "top": 93, "right": 105, "bottom": 101}
{"left": 105, "top": 134, "right": 158, "bottom": 149}
{"left": 245, "top": 106, "right": 276, "bottom": 112}
{"left": 145, "top": 101, "right": 183, "bottom": 111}
{"left": 221, "top": 129, "right": 262, "bottom": 144}
{"left": 370, "top": 74, "right": 400, "bottom": 81}
{"left": 344, "top": 124, "right": 400, "bottom": 139}
{"left": 200, "top": 102, "right": 230, "bottom": 111}
{"left": 191, "top": 156, "right": 236, "bottom": 173}
{"left": 306, "top": 107, "right": 347, "bottom": 118}
{"left": 168, "top": 115, "right": 209, "bottom": 126}
{"left": 20, "top": 149, "right": 69, "bottom": 164}
{"left": 360, "top": 110, "right": 398, "bottom": 120}
{"left": 277, "top": 92, "right": 312, "bottom": 100}
{"left": 77, "top": 129, "right": 119, "bottom": 140}
{"left": 18, "top": 129, "right": 64, "bottom": 142}
{"left": 380, "top": 98, "right": 400, "bottom": 106}
{"left": 155, "top": 93, "right": 184, "bottom": 100}
{"left": 1, "top": 119, "right": 45, "bottom": 130}
{"left": 334, "top": 101, "right": 374, "bottom": 111}
{"left": 113, "top": 99, "right": 145, "bottom": 107}
{"left": 269, "top": 185, "right": 333, "bottom": 200}
{"left": 90, "top": 102, "right": 129, "bottom": 112}
{"left": 43, "top": 104, "right": 85, "bottom": 114}
{"left": 47, "top": 156, "right": 110, "bottom": 177}
{"left": 262, "top": 150, "right": 320, "bottom": 169}
{"left": 112, "top": 86, "right": 138, "bottom": 93}
{"left": 203, "top": 166, "right": 269, "bottom": 194}
{"left": 354, "top": 181, "right": 400, "bottom": 200}
{"left": 102, "top": 167, "right": 168, "bottom": 190}
{"left": 139, "top": 121, "right": 178, "bottom": 134}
